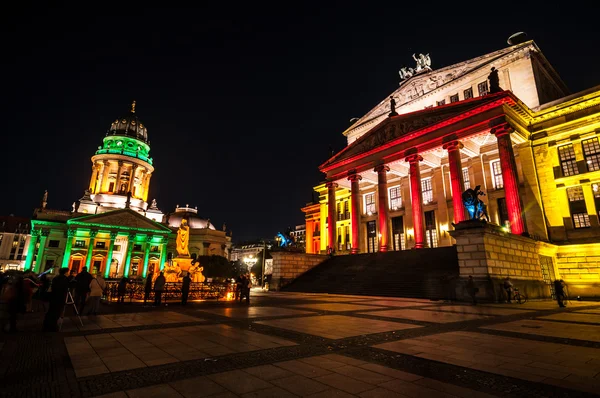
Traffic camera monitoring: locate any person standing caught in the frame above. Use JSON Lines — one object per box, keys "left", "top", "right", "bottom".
{"left": 143, "top": 271, "right": 154, "bottom": 306}
{"left": 503, "top": 276, "right": 513, "bottom": 303}
{"left": 554, "top": 279, "right": 566, "bottom": 308}
{"left": 117, "top": 277, "right": 128, "bottom": 304}
{"left": 43, "top": 268, "right": 70, "bottom": 332}
{"left": 86, "top": 274, "right": 106, "bottom": 315}
{"left": 74, "top": 266, "right": 93, "bottom": 314}
{"left": 153, "top": 271, "right": 166, "bottom": 306}
{"left": 181, "top": 272, "right": 191, "bottom": 306}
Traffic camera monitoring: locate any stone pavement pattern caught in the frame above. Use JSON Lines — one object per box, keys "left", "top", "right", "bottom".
{"left": 1, "top": 290, "right": 599, "bottom": 397}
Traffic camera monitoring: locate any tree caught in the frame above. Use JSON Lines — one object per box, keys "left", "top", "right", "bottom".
{"left": 196, "top": 255, "right": 236, "bottom": 279}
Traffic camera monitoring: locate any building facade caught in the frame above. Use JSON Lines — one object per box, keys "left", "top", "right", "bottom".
{"left": 303, "top": 39, "right": 600, "bottom": 296}
{"left": 23, "top": 103, "right": 230, "bottom": 277}
{"left": 0, "top": 215, "right": 33, "bottom": 271}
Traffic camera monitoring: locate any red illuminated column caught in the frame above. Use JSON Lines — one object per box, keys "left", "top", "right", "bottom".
{"left": 348, "top": 173, "right": 362, "bottom": 254}
{"left": 375, "top": 165, "right": 390, "bottom": 252}
{"left": 443, "top": 140, "right": 467, "bottom": 223}
{"left": 326, "top": 181, "right": 338, "bottom": 251}
{"left": 406, "top": 154, "right": 425, "bottom": 249}
{"left": 493, "top": 124, "right": 525, "bottom": 235}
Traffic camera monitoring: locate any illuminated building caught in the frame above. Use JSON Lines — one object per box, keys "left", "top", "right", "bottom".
{"left": 0, "top": 215, "right": 33, "bottom": 271}
{"left": 303, "top": 38, "right": 600, "bottom": 297}
{"left": 23, "top": 103, "right": 230, "bottom": 277}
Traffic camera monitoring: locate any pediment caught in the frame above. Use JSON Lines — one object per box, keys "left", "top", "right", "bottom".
{"left": 346, "top": 41, "right": 537, "bottom": 135}
{"left": 68, "top": 209, "right": 171, "bottom": 232}
{"left": 323, "top": 94, "right": 502, "bottom": 169}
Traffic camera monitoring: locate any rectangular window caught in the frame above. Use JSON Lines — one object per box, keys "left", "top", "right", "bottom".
{"left": 131, "top": 261, "right": 139, "bottom": 276}
{"left": 150, "top": 245, "right": 159, "bottom": 252}
{"left": 497, "top": 198, "right": 509, "bottom": 228}
{"left": 345, "top": 225, "right": 351, "bottom": 250}
{"left": 108, "top": 182, "right": 115, "bottom": 192}
{"left": 491, "top": 160, "right": 503, "bottom": 189}
{"left": 48, "top": 240, "right": 60, "bottom": 248}
{"left": 92, "top": 260, "right": 101, "bottom": 275}
{"left": 436, "top": 99, "right": 446, "bottom": 106}
{"left": 344, "top": 201, "right": 350, "bottom": 220}
{"left": 478, "top": 81, "right": 489, "bottom": 96}
{"left": 133, "top": 244, "right": 142, "bottom": 251}
{"left": 95, "top": 241, "right": 106, "bottom": 249}
{"left": 19, "top": 235, "right": 26, "bottom": 247}
{"left": 558, "top": 144, "right": 579, "bottom": 177}
{"left": 74, "top": 240, "right": 85, "bottom": 248}
{"left": 44, "top": 259, "right": 54, "bottom": 271}
{"left": 593, "top": 183, "right": 600, "bottom": 219}
{"left": 113, "top": 245, "right": 122, "bottom": 252}
{"left": 422, "top": 178, "right": 433, "bottom": 204}
{"left": 389, "top": 186, "right": 402, "bottom": 210}
{"left": 337, "top": 202, "right": 342, "bottom": 221}
{"left": 71, "top": 259, "right": 81, "bottom": 273}
{"left": 450, "top": 93, "right": 459, "bottom": 103}
{"left": 567, "top": 186, "right": 590, "bottom": 228}
{"left": 364, "top": 193, "right": 376, "bottom": 214}
{"left": 463, "top": 87, "right": 473, "bottom": 99}
{"left": 462, "top": 168, "right": 470, "bottom": 190}
{"left": 425, "top": 210, "right": 438, "bottom": 248}
{"left": 392, "top": 216, "right": 405, "bottom": 251}
{"left": 582, "top": 137, "right": 600, "bottom": 172}
{"left": 366, "top": 220, "right": 377, "bottom": 253}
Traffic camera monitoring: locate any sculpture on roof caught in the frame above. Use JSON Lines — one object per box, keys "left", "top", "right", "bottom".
{"left": 413, "top": 53, "right": 432, "bottom": 73}
{"left": 488, "top": 67, "right": 502, "bottom": 94}
{"left": 399, "top": 66, "right": 414, "bottom": 80}
{"left": 389, "top": 96, "right": 398, "bottom": 116}
{"left": 42, "top": 190, "right": 48, "bottom": 209}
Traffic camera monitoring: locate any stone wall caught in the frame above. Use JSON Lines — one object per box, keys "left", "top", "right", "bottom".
{"left": 553, "top": 243, "right": 600, "bottom": 297}
{"left": 450, "top": 220, "right": 550, "bottom": 302}
{"left": 269, "top": 252, "right": 329, "bottom": 291}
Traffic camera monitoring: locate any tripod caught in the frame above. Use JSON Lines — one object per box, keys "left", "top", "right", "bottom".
{"left": 58, "top": 291, "right": 83, "bottom": 331}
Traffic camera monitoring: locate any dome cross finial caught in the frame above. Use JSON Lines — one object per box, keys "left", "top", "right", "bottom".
{"left": 131, "top": 100, "right": 136, "bottom": 113}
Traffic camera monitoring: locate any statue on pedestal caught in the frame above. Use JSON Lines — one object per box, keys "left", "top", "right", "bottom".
{"left": 42, "top": 190, "right": 48, "bottom": 209}
{"left": 176, "top": 219, "right": 190, "bottom": 257}
{"left": 462, "top": 185, "right": 489, "bottom": 221}
{"left": 488, "top": 67, "right": 501, "bottom": 94}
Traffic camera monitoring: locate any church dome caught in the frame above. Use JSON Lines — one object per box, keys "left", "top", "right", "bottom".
{"left": 107, "top": 101, "right": 149, "bottom": 143}
{"left": 166, "top": 205, "right": 215, "bottom": 230}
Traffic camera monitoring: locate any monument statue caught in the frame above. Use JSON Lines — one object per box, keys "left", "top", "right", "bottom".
{"left": 176, "top": 219, "right": 190, "bottom": 257}
{"left": 189, "top": 262, "right": 205, "bottom": 283}
{"left": 42, "top": 190, "right": 48, "bottom": 208}
{"left": 389, "top": 96, "right": 398, "bottom": 116}
{"left": 488, "top": 67, "right": 501, "bottom": 93}
{"left": 462, "top": 185, "right": 489, "bottom": 221}
{"left": 413, "top": 53, "right": 432, "bottom": 73}
{"left": 399, "top": 66, "right": 414, "bottom": 80}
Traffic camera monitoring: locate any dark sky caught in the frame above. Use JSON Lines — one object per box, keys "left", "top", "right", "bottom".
{"left": 1, "top": 4, "right": 599, "bottom": 242}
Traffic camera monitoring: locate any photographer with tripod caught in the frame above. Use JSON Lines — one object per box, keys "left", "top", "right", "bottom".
{"left": 43, "top": 268, "right": 70, "bottom": 332}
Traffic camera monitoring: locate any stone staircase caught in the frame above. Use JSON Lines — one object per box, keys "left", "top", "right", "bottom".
{"left": 282, "top": 247, "right": 459, "bottom": 299}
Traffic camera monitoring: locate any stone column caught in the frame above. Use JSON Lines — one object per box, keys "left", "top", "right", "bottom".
{"left": 104, "top": 231, "right": 118, "bottom": 278}
{"left": 493, "top": 124, "right": 526, "bottom": 235}
{"left": 99, "top": 160, "right": 110, "bottom": 193}
{"left": 89, "top": 164, "right": 99, "bottom": 192}
{"left": 143, "top": 236, "right": 152, "bottom": 277}
{"left": 375, "top": 165, "right": 390, "bottom": 252}
{"left": 128, "top": 164, "right": 138, "bottom": 194}
{"left": 326, "top": 181, "right": 338, "bottom": 252}
{"left": 23, "top": 230, "right": 39, "bottom": 271}
{"left": 34, "top": 229, "right": 50, "bottom": 273}
{"left": 123, "top": 233, "right": 136, "bottom": 277}
{"left": 61, "top": 229, "right": 75, "bottom": 269}
{"left": 159, "top": 237, "right": 168, "bottom": 271}
{"left": 443, "top": 140, "right": 467, "bottom": 223}
{"left": 115, "top": 161, "right": 124, "bottom": 193}
{"left": 85, "top": 230, "right": 98, "bottom": 269}
{"left": 406, "top": 154, "right": 425, "bottom": 249}
{"left": 348, "top": 173, "right": 362, "bottom": 254}
{"left": 143, "top": 173, "right": 152, "bottom": 201}
{"left": 305, "top": 220, "right": 314, "bottom": 254}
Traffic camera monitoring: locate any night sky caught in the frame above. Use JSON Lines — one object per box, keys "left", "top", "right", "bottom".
{"left": 2, "top": 5, "right": 599, "bottom": 242}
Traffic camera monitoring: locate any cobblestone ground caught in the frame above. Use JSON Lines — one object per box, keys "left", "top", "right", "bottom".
{"left": 1, "top": 291, "right": 599, "bottom": 397}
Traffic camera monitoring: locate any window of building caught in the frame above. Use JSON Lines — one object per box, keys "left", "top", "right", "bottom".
{"left": 74, "top": 240, "right": 85, "bottom": 248}
{"left": 71, "top": 259, "right": 82, "bottom": 273}
{"left": 337, "top": 202, "right": 342, "bottom": 221}
{"left": 582, "top": 137, "right": 600, "bottom": 172}
{"left": 19, "top": 235, "right": 26, "bottom": 246}
{"left": 11, "top": 235, "right": 19, "bottom": 250}
{"left": 558, "top": 144, "right": 579, "bottom": 177}
{"left": 567, "top": 186, "right": 590, "bottom": 228}
{"left": 366, "top": 220, "right": 377, "bottom": 253}
{"left": 477, "top": 81, "right": 489, "bottom": 96}
{"left": 150, "top": 245, "right": 159, "bottom": 252}
{"left": 108, "top": 182, "right": 115, "bottom": 192}
{"left": 364, "top": 193, "right": 376, "bottom": 215}
{"left": 133, "top": 244, "right": 142, "bottom": 251}
{"left": 436, "top": 99, "right": 446, "bottom": 106}
{"left": 425, "top": 211, "right": 438, "bottom": 248}
{"left": 422, "top": 178, "right": 433, "bottom": 204}
{"left": 389, "top": 186, "right": 402, "bottom": 210}
{"left": 497, "top": 198, "right": 509, "bottom": 228}
{"left": 464, "top": 87, "right": 473, "bottom": 99}
{"left": 113, "top": 245, "right": 121, "bottom": 252}
{"left": 96, "top": 241, "right": 106, "bottom": 249}
{"left": 92, "top": 260, "right": 101, "bottom": 275}
{"left": 344, "top": 201, "right": 350, "bottom": 220}
{"left": 462, "top": 168, "right": 471, "bottom": 190}
{"left": 392, "top": 216, "right": 405, "bottom": 251}
{"left": 345, "top": 225, "right": 351, "bottom": 250}
{"left": 131, "top": 261, "right": 139, "bottom": 276}
{"left": 44, "top": 259, "right": 54, "bottom": 271}
{"left": 491, "top": 160, "right": 503, "bottom": 189}
{"left": 450, "top": 93, "right": 459, "bottom": 103}
{"left": 48, "top": 240, "right": 60, "bottom": 248}
{"left": 337, "top": 227, "right": 343, "bottom": 251}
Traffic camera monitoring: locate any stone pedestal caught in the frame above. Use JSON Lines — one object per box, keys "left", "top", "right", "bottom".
{"left": 449, "top": 220, "right": 550, "bottom": 302}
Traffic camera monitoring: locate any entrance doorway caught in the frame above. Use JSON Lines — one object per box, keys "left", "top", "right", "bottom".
{"left": 367, "top": 221, "right": 378, "bottom": 253}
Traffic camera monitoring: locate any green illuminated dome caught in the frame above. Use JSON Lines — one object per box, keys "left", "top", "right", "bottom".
{"left": 107, "top": 100, "right": 149, "bottom": 144}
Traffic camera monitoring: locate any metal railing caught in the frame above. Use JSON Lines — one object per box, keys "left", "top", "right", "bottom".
{"left": 104, "top": 280, "right": 234, "bottom": 302}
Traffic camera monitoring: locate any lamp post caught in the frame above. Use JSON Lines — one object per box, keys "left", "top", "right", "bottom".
{"left": 261, "top": 240, "right": 267, "bottom": 289}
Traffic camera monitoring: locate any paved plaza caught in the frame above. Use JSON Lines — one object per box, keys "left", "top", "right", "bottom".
{"left": 1, "top": 291, "right": 600, "bottom": 397}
